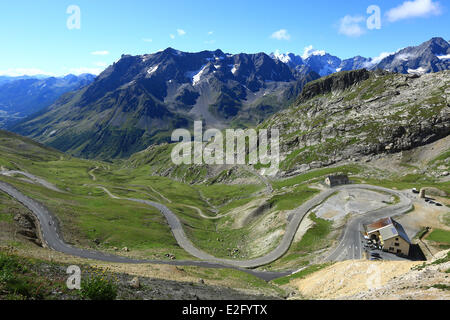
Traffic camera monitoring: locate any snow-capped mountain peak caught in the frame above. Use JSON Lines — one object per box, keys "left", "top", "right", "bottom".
{"left": 270, "top": 51, "right": 304, "bottom": 69}
{"left": 269, "top": 37, "right": 450, "bottom": 77}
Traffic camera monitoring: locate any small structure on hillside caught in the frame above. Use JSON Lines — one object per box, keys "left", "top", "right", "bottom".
{"left": 365, "top": 217, "right": 411, "bottom": 256}
{"left": 324, "top": 174, "right": 349, "bottom": 187}
{"left": 419, "top": 188, "right": 426, "bottom": 199}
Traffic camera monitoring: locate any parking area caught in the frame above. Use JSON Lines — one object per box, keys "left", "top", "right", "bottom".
{"left": 411, "top": 188, "right": 444, "bottom": 207}
{"left": 362, "top": 237, "right": 411, "bottom": 261}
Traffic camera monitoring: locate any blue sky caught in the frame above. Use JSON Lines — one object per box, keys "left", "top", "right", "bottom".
{"left": 0, "top": 0, "right": 448, "bottom": 76}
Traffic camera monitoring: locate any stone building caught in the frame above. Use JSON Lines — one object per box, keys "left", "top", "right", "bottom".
{"left": 365, "top": 217, "right": 411, "bottom": 256}
{"left": 324, "top": 174, "right": 349, "bottom": 187}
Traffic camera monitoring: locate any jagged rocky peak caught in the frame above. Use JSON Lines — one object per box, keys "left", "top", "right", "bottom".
{"left": 11, "top": 48, "right": 318, "bottom": 159}
{"left": 376, "top": 37, "right": 450, "bottom": 74}
{"left": 262, "top": 70, "right": 449, "bottom": 175}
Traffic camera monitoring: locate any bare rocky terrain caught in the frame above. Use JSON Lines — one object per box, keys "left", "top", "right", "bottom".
{"left": 263, "top": 69, "right": 449, "bottom": 175}
{"left": 289, "top": 250, "right": 449, "bottom": 300}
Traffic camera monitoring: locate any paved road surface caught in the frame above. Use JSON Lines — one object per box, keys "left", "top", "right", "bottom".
{"left": 105, "top": 184, "right": 412, "bottom": 268}
{"left": 325, "top": 187, "right": 413, "bottom": 261}
{"left": 0, "top": 180, "right": 412, "bottom": 278}
{"left": 0, "top": 169, "right": 62, "bottom": 192}
{"left": 0, "top": 180, "right": 288, "bottom": 281}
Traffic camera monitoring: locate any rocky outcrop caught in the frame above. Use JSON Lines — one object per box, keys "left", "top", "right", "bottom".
{"left": 13, "top": 211, "right": 42, "bottom": 246}
{"left": 263, "top": 70, "right": 450, "bottom": 174}
{"left": 297, "top": 69, "right": 371, "bottom": 103}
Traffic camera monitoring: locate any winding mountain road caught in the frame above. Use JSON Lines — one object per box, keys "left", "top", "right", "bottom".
{"left": 129, "top": 185, "right": 412, "bottom": 268}
{"left": 0, "top": 178, "right": 413, "bottom": 280}
{"left": 325, "top": 188, "right": 413, "bottom": 261}
{"left": 0, "top": 180, "right": 287, "bottom": 281}
{"left": 0, "top": 168, "right": 62, "bottom": 192}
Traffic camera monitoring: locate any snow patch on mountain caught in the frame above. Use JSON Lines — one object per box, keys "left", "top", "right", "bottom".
{"left": 142, "top": 55, "right": 152, "bottom": 62}
{"left": 231, "top": 65, "right": 238, "bottom": 75}
{"left": 191, "top": 65, "right": 208, "bottom": 85}
{"left": 147, "top": 65, "right": 159, "bottom": 75}
{"left": 272, "top": 50, "right": 292, "bottom": 64}
{"left": 407, "top": 67, "right": 426, "bottom": 75}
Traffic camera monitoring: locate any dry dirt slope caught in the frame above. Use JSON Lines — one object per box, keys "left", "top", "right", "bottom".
{"left": 290, "top": 250, "right": 450, "bottom": 300}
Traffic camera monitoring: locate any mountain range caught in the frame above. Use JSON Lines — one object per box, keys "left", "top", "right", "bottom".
{"left": 263, "top": 69, "right": 449, "bottom": 175}
{"left": 9, "top": 49, "right": 320, "bottom": 158}
{"left": 271, "top": 37, "right": 450, "bottom": 76}
{"left": 0, "top": 74, "right": 95, "bottom": 127}
{"left": 9, "top": 37, "right": 450, "bottom": 159}
{"left": 121, "top": 68, "right": 449, "bottom": 182}
{"left": 0, "top": 74, "right": 51, "bottom": 85}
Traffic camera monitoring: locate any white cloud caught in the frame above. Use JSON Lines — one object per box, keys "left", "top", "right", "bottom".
{"left": 363, "top": 51, "right": 395, "bottom": 68}
{"left": 394, "top": 53, "right": 415, "bottom": 62}
{"left": 204, "top": 39, "right": 216, "bottom": 45}
{"left": 301, "top": 45, "right": 326, "bottom": 59}
{"left": 142, "top": 38, "right": 153, "bottom": 42}
{"left": 270, "top": 29, "right": 291, "bottom": 41}
{"left": 169, "top": 34, "right": 175, "bottom": 39}
{"left": 91, "top": 50, "right": 109, "bottom": 56}
{"left": 208, "top": 31, "right": 214, "bottom": 35}
{"left": 338, "top": 15, "right": 366, "bottom": 37}
{"left": 177, "top": 29, "right": 186, "bottom": 36}
{"left": 0, "top": 68, "right": 55, "bottom": 77}
{"left": 386, "top": 0, "right": 441, "bottom": 22}
{"left": 363, "top": 48, "right": 411, "bottom": 68}
{"left": 372, "top": 51, "right": 395, "bottom": 64}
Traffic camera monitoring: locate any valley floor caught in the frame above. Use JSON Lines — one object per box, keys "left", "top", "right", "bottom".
{"left": 0, "top": 130, "right": 449, "bottom": 299}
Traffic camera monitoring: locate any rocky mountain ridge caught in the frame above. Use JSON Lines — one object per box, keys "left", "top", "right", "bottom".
{"left": 9, "top": 38, "right": 450, "bottom": 160}
{"left": 261, "top": 69, "right": 449, "bottom": 175}
{"left": 0, "top": 74, "right": 95, "bottom": 127}
{"left": 271, "top": 37, "right": 450, "bottom": 77}
{"left": 10, "top": 49, "right": 319, "bottom": 158}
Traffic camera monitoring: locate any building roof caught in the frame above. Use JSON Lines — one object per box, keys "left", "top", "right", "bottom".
{"left": 366, "top": 217, "right": 393, "bottom": 233}
{"left": 379, "top": 225, "right": 399, "bottom": 241}
{"left": 392, "top": 219, "right": 411, "bottom": 244}
{"left": 326, "top": 174, "right": 349, "bottom": 181}
{"left": 366, "top": 217, "right": 411, "bottom": 244}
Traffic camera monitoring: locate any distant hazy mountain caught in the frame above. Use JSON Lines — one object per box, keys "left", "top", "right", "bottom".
{"left": 271, "top": 37, "right": 450, "bottom": 76}
{"left": 11, "top": 48, "right": 319, "bottom": 158}
{"left": 0, "top": 74, "right": 50, "bottom": 85}
{"left": 0, "top": 74, "right": 95, "bottom": 127}
{"left": 339, "top": 56, "right": 372, "bottom": 72}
